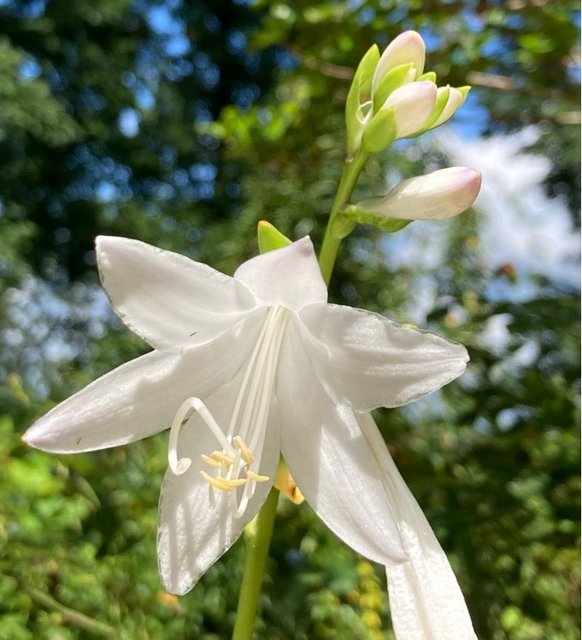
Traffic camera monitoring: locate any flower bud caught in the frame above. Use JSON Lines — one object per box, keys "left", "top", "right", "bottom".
{"left": 412, "top": 86, "right": 471, "bottom": 137}
{"left": 384, "top": 81, "right": 437, "bottom": 138}
{"left": 372, "top": 31, "right": 426, "bottom": 93}
{"left": 349, "top": 167, "right": 482, "bottom": 226}
{"left": 431, "top": 86, "right": 464, "bottom": 128}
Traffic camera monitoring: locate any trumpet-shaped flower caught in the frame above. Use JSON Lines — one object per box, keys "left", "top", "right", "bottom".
{"left": 24, "top": 236, "right": 469, "bottom": 597}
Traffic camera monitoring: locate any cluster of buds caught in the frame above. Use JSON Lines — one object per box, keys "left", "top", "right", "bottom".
{"left": 340, "top": 32, "right": 481, "bottom": 236}
{"left": 345, "top": 31, "right": 470, "bottom": 159}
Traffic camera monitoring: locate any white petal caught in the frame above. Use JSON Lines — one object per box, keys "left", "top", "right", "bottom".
{"left": 299, "top": 303, "right": 469, "bottom": 411}
{"left": 356, "top": 412, "right": 477, "bottom": 640}
{"left": 277, "top": 319, "right": 407, "bottom": 565}
{"left": 23, "top": 311, "right": 266, "bottom": 453}
{"left": 385, "top": 81, "right": 437, "bottom": 138}
{"left": 234, "top": 237, "right": 327, "bottom": 311}
{"left": 97, "top": 236, "right": 256, "bottom": 349}
{"left": 157, "top": 375, "right": 280, "bottom": 595}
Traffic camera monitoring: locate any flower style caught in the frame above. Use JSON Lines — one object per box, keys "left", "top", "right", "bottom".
{"left": 24, "top": 236, "right": 469, "bottom": 600}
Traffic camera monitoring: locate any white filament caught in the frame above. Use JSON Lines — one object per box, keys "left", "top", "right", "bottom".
{"left": 167, "top": 306, "right": 288, "bottom": 518}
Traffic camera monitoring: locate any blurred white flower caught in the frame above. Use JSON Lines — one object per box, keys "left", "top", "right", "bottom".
{"left": 440, "top": 127, "right": 580, "bottom": 297}
{"left": 478, "top": 313, "right": 513, "bottom": 356}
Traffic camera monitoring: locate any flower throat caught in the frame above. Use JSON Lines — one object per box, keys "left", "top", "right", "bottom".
{"left": 168, "top": 306, "right": 288, "bottom": 518}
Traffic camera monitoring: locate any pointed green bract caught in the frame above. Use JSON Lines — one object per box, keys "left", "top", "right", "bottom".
{"left": 420, "top": 85, "right": 451, "bottom": 132}
{"left": 361, "top": 107, "right": 397, "bottom": 154}
{"left": 257, "top": 221, "right": 292, "bottom": 254}
{"left": 341, "top": 204, "right": 412, "bottom": 233}
{"left": 353, "top": 44, "right": 381, "bottom": 102}
{"left": 418, "top": 71, "right": 437, "bottom": 83}
{"left": 372, "top": 63, "right": 415, "bottom": 114}
{"left": 345, "top": 44, "right": 380, "bottom": 158}
{"left": 457, "top": 85, "right": 471, "bottom": 102}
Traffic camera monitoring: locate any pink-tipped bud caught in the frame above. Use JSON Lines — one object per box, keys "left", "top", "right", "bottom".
{"left": 372, "top": 31, "right": 426, "bottom": 93}
{"left": 384, "top": 81, "right": 437, "bottom": 138}
{"left": 430, "top": 87, "right": 465, "bottom": 129}
{"left": 355, "top": 167, "right": 482, "bottom": 221}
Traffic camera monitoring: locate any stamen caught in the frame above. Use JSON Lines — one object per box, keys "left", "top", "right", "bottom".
{"left": 245, "top": 468, "right": 269, "bottom": 482}
{"left": 233, "top": 435, "right": 253, "bottom": 465}
{"left": 210, "top": 451, "right": 235, "bottom": 465}
{"left": 168, "top": 306, "right": 289, "bottom": 518}
{"left": 201, "top": 454, "right": 222, "bottom": 468}
{"left": 200, "top": 471, "right": 246, "bottom": 491}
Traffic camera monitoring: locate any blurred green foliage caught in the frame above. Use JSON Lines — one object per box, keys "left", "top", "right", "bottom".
{"left": 0, "top": 0, "right": 579, "bottom": 638}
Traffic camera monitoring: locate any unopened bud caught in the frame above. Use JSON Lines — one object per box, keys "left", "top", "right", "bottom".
{"left": 384, "top": 81, "right": 437, "bottom": 138}
{"left": 372, "top": 31, "right": 426, "bottom": 93}
{"left": 349, "top": 167, "right": 482, "bottom": 226}
{"left": 413, "top": 86, "right": 471, "bottom": 136}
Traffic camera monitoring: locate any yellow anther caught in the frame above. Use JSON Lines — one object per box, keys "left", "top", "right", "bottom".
{"left": 210, "top": 451, "right": 235, "bottom": 465}
{"left": 200, "top": 471, "right": 246, "bottom": 491}
{"left": 201, "top": 454, "right": 222, "bottom": 468}
{"left": 233, "top": 436, "right": 254, "bottom": 465}
{"left": 245, "top": 468, "right": 269, "bottom": 483}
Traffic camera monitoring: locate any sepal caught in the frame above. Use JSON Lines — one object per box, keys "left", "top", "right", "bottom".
{"left": 346, "top": 45, "right": 380, "bottom": 158}
{"left": 340, "top": 204, "right": 412, "bottom": 234}
{"left": 361, "top": 107, "right": 397, "bottom": 154}
{"left": 372, "top": 63, "right": 416, "bottom": 114}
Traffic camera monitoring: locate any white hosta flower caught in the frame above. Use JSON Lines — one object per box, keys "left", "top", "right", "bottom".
{"left": 24, "top": 236, "right": 469, "bottom": 596}
{"left": 356, "top": 412, "right": 478, "bottom": 640}
{"left": 350, "top": 167, "right": 482, "bottom": 229}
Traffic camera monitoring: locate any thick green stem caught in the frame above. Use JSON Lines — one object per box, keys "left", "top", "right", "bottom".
{"left": 318, "top": 151, "right": 369, "bottom": 285}
{"left": 232, "top": 487, "right": 279, "bottom": 640}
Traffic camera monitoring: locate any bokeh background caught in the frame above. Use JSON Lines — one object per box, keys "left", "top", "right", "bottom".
{"left": 0, "top": 1, "right": 580, "bottom": 638}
